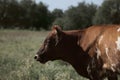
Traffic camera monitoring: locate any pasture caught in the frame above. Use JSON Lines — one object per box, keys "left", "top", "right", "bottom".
{"left": 0, "top": 30, "right": 87, "bottom": 80}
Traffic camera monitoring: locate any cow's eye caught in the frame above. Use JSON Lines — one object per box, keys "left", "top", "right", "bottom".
{"left": 47, "top": 39, "right": 55, "bottom": 46}
{"left": 45, "top": 38, "right": 55, "bottom": 47}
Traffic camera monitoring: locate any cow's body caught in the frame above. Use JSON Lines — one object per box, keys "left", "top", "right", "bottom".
{"left": 35, "top": 25, "right": 120, "bottom": 80}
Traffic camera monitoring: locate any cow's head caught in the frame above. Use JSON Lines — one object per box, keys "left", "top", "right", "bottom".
{"left": 34, "top": 25, "right": 64, "bottom": 63}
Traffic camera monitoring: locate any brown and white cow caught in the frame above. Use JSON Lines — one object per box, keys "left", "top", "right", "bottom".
{"left": 34, "top": 25, "right": 120, "bottom": 80}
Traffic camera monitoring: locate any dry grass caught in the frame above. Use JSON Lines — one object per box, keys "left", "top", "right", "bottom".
{"left": 0, "top": 30, "right": 87, "bottom": 80}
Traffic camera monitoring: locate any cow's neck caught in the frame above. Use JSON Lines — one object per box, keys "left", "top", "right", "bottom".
{"left": 68, "top": 51, "right": 90, "bottom": 78}
{"left": 60, "top": 31, "right": 91, "bottom": 78}
{"left": 62, "top": 42, "right": 90, "bottom": 77}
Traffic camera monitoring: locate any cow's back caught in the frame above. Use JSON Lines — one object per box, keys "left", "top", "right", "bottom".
{"left": 95, "top": 25, "right": 120, "bottom": 73}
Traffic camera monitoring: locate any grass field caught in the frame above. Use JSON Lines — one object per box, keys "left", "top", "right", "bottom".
{"left": 0, "top": 30, "right": 88, "bottom": 80}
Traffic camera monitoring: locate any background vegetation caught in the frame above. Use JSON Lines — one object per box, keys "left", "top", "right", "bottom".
{"left": 0, "top": 0, "right": 120, "bottom": 30}
{"left": 0, "top": 30, "right": 88, "bottom": 80}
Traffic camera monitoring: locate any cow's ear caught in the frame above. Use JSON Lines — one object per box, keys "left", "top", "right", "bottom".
{"left": 52, "top": 25, "right": 62, "bottom": 46}
{"left": 52, "top": 25, "right": 62, "bottom": 34}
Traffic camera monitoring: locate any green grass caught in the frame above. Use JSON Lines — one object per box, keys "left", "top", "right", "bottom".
{"left": 0, "top": 30, "right": 87, "bottom": 80}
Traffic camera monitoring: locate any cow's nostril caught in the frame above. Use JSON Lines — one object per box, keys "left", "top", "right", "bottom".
{"left": 34, "top": 55, "right": 38, "bottom": 59}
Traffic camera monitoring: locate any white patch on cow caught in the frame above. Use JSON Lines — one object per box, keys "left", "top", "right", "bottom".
{"left": 117, "top": 28, "right": 120, "bottom": 32}
{"left": 103, "top": 63, "right": 108, "bottom": 69}
{"left": 115, "top": 37, "right": 120, "bottom": 51}
{"left": 105, "top": 47, "right": 109, "bottom": 58}
{"left": 96, "top": 47, "right": 101, "bottom": 59}
{"left": 105, "top": 46, "right": 116, "bottom": 72}
{"left": 98, "top": 35, "right": 103, "bottom": 45}
{"left": 111, "top": 64, "right": 116, "bottom": 72}
{"left": 105, "top": 47, "right": 112, "bottom": 63}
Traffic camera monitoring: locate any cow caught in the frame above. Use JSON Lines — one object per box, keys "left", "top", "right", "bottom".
{"left": 34, "top": 25, "right": 120, "bottom": 80}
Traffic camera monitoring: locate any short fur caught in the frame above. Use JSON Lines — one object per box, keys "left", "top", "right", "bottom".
{"left": 35, "top": 25, "right": 120, "bottom": 80}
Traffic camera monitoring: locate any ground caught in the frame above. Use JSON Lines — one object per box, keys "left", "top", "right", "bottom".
{"left": 0, "top": 30, "right": 87, "bottom": 80}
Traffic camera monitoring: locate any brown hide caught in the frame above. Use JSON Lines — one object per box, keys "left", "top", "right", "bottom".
{"left": 95, "top": 26, "right": 120, "bottom": 71}
{"left": 35, "top": 25, "right": 120, "bottom": 80}
{"left": 79, "top": 26, "right": 104, "bottom": 52}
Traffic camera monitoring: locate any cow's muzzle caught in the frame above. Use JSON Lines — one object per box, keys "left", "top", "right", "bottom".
{"left": 34, "top": 55, "right": 39, "bottom": 61}
{"left": 34, "top": 54, "right": 47, "bottom": 64}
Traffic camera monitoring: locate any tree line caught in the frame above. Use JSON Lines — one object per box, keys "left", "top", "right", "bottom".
{"left": 0, "top": 0, "right": 120, "bottom": 30}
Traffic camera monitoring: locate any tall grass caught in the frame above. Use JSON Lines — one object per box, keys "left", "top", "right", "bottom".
{"left": 0, "top": 30, "right": 87, "bottom": 80}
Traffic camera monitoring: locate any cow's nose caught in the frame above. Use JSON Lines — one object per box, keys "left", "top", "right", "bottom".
{"left": 34, "top": 55, "right": 38, "bottom": 59}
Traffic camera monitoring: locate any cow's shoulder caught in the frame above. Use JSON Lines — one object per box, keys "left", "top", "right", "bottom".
{"left": 79, "top": 26, "right": 104, "bottom": 51}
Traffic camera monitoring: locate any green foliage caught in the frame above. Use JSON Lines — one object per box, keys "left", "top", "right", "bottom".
{"left": 93, "top": 0, "right": 120, "bottom": 25}
{"left": 52, "top": 18, "right": 64, "bottom": 28}
{"left": 0, "top": 1, "right": 97, "bottom": 30}
{"left": 0, "top": 0, "right": 52, "bottom": 30}
{"left": 51, "top": 9, "right": 64, "bottom": 29}
{"left": 0, "top": 0, "right": 21, "bottom": 28}
{"left": 0, "top": 30, "right": 88, "bottom": 80}
{"left": 1, "top": 0, "right": 120, "bottom": 30}
{"left": 32, "top": 2, "right": 50, "bottom": 30}
{"left": 53, "top": 2, "right": 97, "bottom": 30}
{"left": 51, "top": 9, "right": 64, "bottom": 21}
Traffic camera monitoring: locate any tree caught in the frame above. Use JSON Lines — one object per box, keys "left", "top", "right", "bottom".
{"left": 52, "top": 9, "right": 63, "bottom": 20}
{"left": 32, "top": 2, "right": 50, "bottom": 30}
{"left": 0, "top": 0, "right": 8, "bottom": 28}
{"left": 0, "top": 0, "right": 51, "bottom": 30}
{"left": 19, "top": 0, "right": 36, "bottom": 29}
{"left": 0, "top": 0, "right": 22, "bottom": 28}
{"left": 53, "top": 2, "right": 97, "bottom": 30}
{"left": 93, "top": 0, "right": 120, "bottom": 25}
{"left": 51, "top": 9, "right": 64, "bottom": 28}
{"left": 52, "top": 18, "right": 64, "bottom": 28}
{"left": 19, "top": 0, "right": 50, "bottom": 30}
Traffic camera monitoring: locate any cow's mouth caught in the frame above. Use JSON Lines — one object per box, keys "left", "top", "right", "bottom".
{"left": 37, "top": 56, "right": 48, "bottom": 64}
{"left": 34, "top": 55, "right": 47, "bottom": 64}
{"left": 34, "top": 55, "right": 55, "bottom": 64}
{"left": 38, "top": 58, "right": 48, "bottom": 64}
{"left": 39, "top": 58, "right": 55, "bottom": 64}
